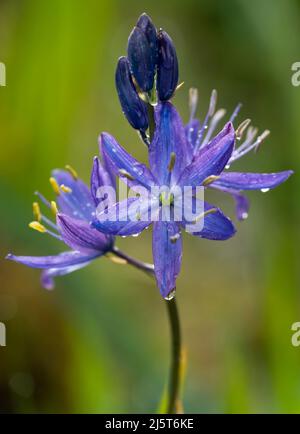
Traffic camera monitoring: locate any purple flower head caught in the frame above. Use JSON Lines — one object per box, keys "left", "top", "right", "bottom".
{"left": 6, "top": 159, "right": 115, "bottom": 290}
{"left": 93, "top": 97, "right": 292, "bottom": 299}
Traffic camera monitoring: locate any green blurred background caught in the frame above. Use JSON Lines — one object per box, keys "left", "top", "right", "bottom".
{"left": 1, "top": 0, "right": 300, "bottom": 413}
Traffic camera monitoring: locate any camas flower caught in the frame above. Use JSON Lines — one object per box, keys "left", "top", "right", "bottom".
{"left": 6, "top": 159, "right": 115, "bottom": 289}
{"left": 93, "top": 100, "right": 292, "bottom": 299}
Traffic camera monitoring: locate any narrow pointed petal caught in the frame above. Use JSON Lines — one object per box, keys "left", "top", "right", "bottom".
{"left": 41, "top": 260, "right": 93, "bottom": 290}
{"left": 152, "top": 221, "right": 182, "bottom": 298}
{"left": 100, "top": 132, "right": 155, "bottom": 189}
{"left": 57, "top": 213, "right": 113, "bottom": 255}
{"left": 92, "top": 197, "right": 158, "bottom": 236}
{"left": 51, "top": 169, "right": 94, "bottom": 220}
{"left": 179, "top": 122, "right": 235, "bottom": 188}
{"left": 6, "top": 250, "right": 100, "bottom": 269}
{"left": 157, "top": 30, "right": 178, "bottom": 101}
{"left": 212, "top": 170, "right": 293, "bottom": 191}
{"left": 115, "top": 56, "right": 148, "bottom": 131}
{"left": 210, "top": 183, "right": 250, "bottom": 221}
{"left": 90, "top": 157, "right": 115, "bottom": 206}
{"left": 149, "top": 102, "right": 192, "bottom": 185}
{"left": 181, "top": 199, "right": 236, "bottom": 240}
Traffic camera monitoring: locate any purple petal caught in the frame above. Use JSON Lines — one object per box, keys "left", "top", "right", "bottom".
{"left": 99, "top": 133, "right": 155, "bottom": 189}
{"left": 92, "top": 196, "right": 158, "bottom": 236}
{"left": 149, "top": 102, "right": 193, "bottom": 185}
{"left": 6, "top": 250, "right": 100, "bottom": 269}
{"left": 57, "top": 213, "right": 113, "bottom": 255}
{"left": 90, "top": 157, "right": 115, "bottom": 206}
{"left": 210, "top": 184, "right": 250, "bottom": 221}
{"left": 152, "top": 221, "right": 182, "bottom": 299}
{"left": 181, "top": 199, "right": 236, "bottom": 240}
{"left": 51, "top": 169, "right": 94, "bottom": 220}
{"left": 179, "top": 122, "right": 235, "bottom": 188}
{"left": 41, "top": 260, "right": 93, "bottom": 290}
{"left": 212, "top": 170, "right": 293, "bottom": 191}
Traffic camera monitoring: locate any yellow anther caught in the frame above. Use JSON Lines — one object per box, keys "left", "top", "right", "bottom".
{"left": 60, "top": 184, "right": 72, "bottom": 193}
{"left": 49, "top": 177, "right": 60, "bottom": 195}
{"left": 65, "top": 164, "right": 78, "bottom": 180}
{"left": 32, "top": 202, "right": 41, "bottom": 222}
{"left": 28, "top": 221, "right": 47, "bottom": 233}
{"left": 202, "top": 175, "right": 220, "bottom": 186}
{"left": 176, "top": 82, "right": 185, "bottom": 92}
{"left": 168, "top": 152, "right": 176, "bottom": 172}
{"left": 119, "top": 169, "right": 135, "bottom": 181}
{"left": 236, "top": 118, "right": 251, "bottom": 140}
{"left": 192, "top": 208, "right": 217, "bottom": 224}
{"left": 105, "top": 252, "right": 128, "bottom": 265}
{"left": 50, "top": 201, "right": 58, "bottom": 215}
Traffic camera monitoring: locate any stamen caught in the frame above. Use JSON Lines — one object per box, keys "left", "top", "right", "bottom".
{"left": 65, "top": 164, "right": 78, "bottom": 180}
{"left": 229, "top": 103, "right": 242, "bottom": 123}
{"left": 34, "top": 191, "right": 51, "bottom": 208}
{"left": 32, "top": 202, "right": 41, "bottom": 222}
{"left": 202, "top": 108, "right": 226, "bottom": 146}
{"left": 192, "top": 208, "right": 217, "bottom": 224}
{"left": 29, "top": 221, "right": 47, "bottom": 233}
{"left": 236, "top": 119, "right": 251, "bottom": 141}
{"left": 189, "top": 87, "right": 198, "bottom": 120}
{"left": 170, "top": 233, "right": 180, "bottom": 244}
{"left": 202, "top": 175, "right": 220, "bottom": 186}
{"left": 195, "top": 89, "right": 218, "bottom": 152}
{"left": 168, "top": 152, "right": 176, "bottom": 172}
{"left": 255, "top": 129, "right": 270, "bottom": 152}
{"left": 49, "top": 177, "right": 60, "bottom": 195}
{"left": 50, "top": 201, "right": 58, "bottom": 215}
{"left": 60, "top": 184, "right": 72, "bottom": 193}
{"left": 176, "top": 82, "right": 184, "bottom": 92}
{"left": 136, "top": 212, "right": 141, "bottom": 221}
{"left": 119, "top": 169, "right": 135, "bottom": 181}
{"left": 208, "top": 89, "right": 217, "bottom": 117}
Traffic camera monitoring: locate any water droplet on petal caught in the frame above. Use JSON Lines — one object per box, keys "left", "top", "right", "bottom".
{"left": 241, "top": 212, "right": 248, "bottom": 220}
{"left": 164, "top": 288, "right": 176, "bottom": 301}
{"left": 132, "top": 232, "right": 140, "bottom": 238}
{"left": 261, "top": 188, "right": 270, "bottom": 193}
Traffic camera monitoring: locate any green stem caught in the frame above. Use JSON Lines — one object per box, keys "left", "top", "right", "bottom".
{"left": 165, "top": 298, "right": 182, "bottom": 414}
{"left": 147, "top": 103, "right": 155, "bottom": 142}
{"left": 112, "top": 247, "right": 183, "bottom": 414}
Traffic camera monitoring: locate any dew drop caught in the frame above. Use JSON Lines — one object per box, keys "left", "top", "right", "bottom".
{"left": 261, "top": 188, "right": 270, "bottom": 193}
{"left": 225, "top": 164, "right": 231, "bottom": 170}
{"left": 164, "top": 289, "right": 176, "bottom": 301}
{"left": 132, "top": 232, "right": 140, "bottom": 238}
{"left": 241, "top": 212, "right": 248, "bottom": 220}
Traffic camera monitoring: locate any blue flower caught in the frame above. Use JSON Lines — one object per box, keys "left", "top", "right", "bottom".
{"left": 6, "top": 159, "right": 115, "bottom": 289}
{"left": 93, "top": 100, "right": 292, "bottom": 299}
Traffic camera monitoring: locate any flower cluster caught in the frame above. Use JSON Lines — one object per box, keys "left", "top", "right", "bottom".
{"left": 7, "top": 13, "right": 293, "bottom": 299}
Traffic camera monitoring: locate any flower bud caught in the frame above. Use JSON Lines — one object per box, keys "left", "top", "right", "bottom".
{"left": 157, "top": 30, "right": 178, "bottom": 101}
{"left": 127, "top": 13, "right": 158, "bottom": 92}
{"left": 115, "top": 56, "right": 149, "bottom": 131}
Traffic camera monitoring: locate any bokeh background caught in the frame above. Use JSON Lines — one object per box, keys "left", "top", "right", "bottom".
{"left": 1, "top": 0, "right": 300, "bottom": 413}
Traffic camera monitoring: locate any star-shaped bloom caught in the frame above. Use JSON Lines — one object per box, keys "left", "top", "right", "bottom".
{"left": 6, "top": 159, "right": 115, "bottom": 289}
{"left": 93, "top": 101, "right": 292, "bottom": 299}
